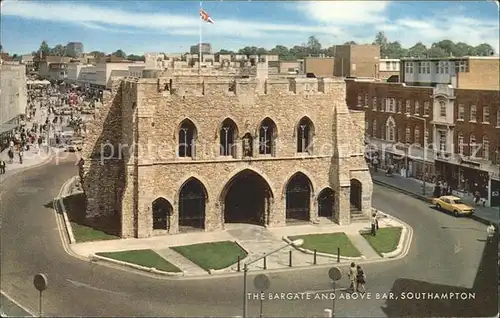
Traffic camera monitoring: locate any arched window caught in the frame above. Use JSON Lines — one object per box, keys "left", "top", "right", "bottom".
{"left": 220, "top": 118, "right": 238, "bottom": 158}
{"left": 483, "top": 135, "right": 489, "bottom": 160}
{"left": 414, "top": 127, "right": 420, "bottom": 145}
{"left": 178, "top": 119, "right": 197, "bottom": 158}
{"left": 296, "top": 117, "right": 314, "bottom": 153}
{"left": 372, "top": 119, "right": 377, "bottom": 137}
{"left": 258, "top": 117, "right": 277, "bottom": 155}
{"left": 385, "top": 117, "right": 395, "bottom": 141}
{"left": 469, "top": 133, "right": 476, "bottom": 157}
{"left": 405, "top": 126, "right": 411, "bottom": 143}
{"left": 457, "top": 132, "right": 464, "bottom": 155}
{"left": 439, "top": 100, "right": 447, "bottom": 117}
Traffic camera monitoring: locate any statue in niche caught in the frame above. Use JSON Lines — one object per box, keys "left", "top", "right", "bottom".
{"left": 242, "top": 134, "right": 253, "bottom": 157}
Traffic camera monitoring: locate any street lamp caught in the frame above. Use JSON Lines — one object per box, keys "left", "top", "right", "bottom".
{"left": 242, "top": 239, "right": 304, "bottom": 318}
{"left": 407, "top": 114, "right": 427, "bottom": 195}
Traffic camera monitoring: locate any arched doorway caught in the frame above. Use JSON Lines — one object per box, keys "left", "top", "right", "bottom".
{"left": 317, "top": 188, "right": 335, "bottom": 218}
{"left": 152, "top": 197, "right": 173, "bottom": 230}
{"left": 285, "top": 172, "right": 312, "bottom": 222}
{"left": 179, "top": 178, "right": 207, "bottom": 230}
{"left": 223, "top": 169, "right": 272, "bottom": 225}
{"left": 350, "top": 179, "right": 362, "bottom": 212}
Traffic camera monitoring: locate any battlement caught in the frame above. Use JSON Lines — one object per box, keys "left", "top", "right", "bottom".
{"left": 147, "top": 76, "right": 346, "bottom": 97}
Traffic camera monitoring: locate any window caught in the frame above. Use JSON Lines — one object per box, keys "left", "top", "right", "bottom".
{"left": 418, "top": 62, "right": 424, "bottom": 74}
{"left": 365, "top": 119, "right": 369, "bottom": 134}
{"left": 439, "top": 130, "right": 447, "bottom": 152}
{"left": 483, "top": 106, "right": 489, "bottom": 123}
{"left": 405, "top": 100, "right": 411, "bottom": 114}
{"left": 470, "top": 105, "right": 477, "bottom": 122}
{"left": 455, "top": 60, "right": 469, "bottom": 72}
{"left": 444, "top": 62, "right": 449, "bottom": 73}
{"left": 414, "top": 101, "right": 420, "bottom": 115}
{"left": 458, "top": 104, "right": 465, "bottom": 120}
{"left": 386, "top": 98, "right": 395, "bottom": 113}
{"left": 435, "top": 62, "right": 442, "bottom": 74}
{"left": 220, "top": 118, "right": 238, "bottom": 157}
{"left": 397, "top": 100, "right": 402, "bottom": 113}
{"left": 385, "top": 61, "right": 390, "bottom": 70}
{"left": 357, "top": 94, "right": 363, "bottom": 108}
{"left": 425, "top": 62, "right": 430, "bottom": 74}
{"left": 297, "top": 117, "right": 314, "bottom": 154}
{"left": 425, "top": 127, "right": 429, "bottom": 143}
{"left": 386, "top": 117, "right": 396, "bottom": 141}
{"left": 259, "top": 117, "right": 277, "bottom": 155}
{"left": 424, "top": 101, "right": 430, "bottom": 116}
{"left": 372, "top": 120, "right": 377, "bottom": 137}
{"left": 469, "top": 134, "right": 477, "bottom": 157}
{"left": 458, "top": 133, "right": 464, "bottom": 155}
{"left": 178, "top": 119, "right": 197, "bottom": 158}
{"left": 372, "top": 96, "right": 377, "bottom": 111}
{"left": 364, "top": 94, "right": 369, "bottom": 107}
{"left": 483, "top": 136, "right": 489, "bottom": 160}
{"left": 405, "top": 126, "right": 411, "bottom": 143}
{"left": 405, "top": 62, "right": 414, "bottom": 73}
{"left": 439, "top": 100, "right": 446, "bottom": 117}
{"left": 414, "top": 127, "right": 420, "bottom": 145}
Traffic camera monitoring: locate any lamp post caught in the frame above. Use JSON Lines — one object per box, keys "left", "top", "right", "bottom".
{"left": 242, "top": 239, "right": 304, "bottom": 318}
{"left": 407, "top": 114, "right": 427, "bottom": 195}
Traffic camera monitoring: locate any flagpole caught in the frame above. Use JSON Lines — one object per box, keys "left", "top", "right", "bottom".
{"left": 198, "top": 1, "right": 202, "bottom": 76}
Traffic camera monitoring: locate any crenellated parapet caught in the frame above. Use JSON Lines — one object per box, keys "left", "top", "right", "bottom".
{"left": 152, "top": 76, "right": 347, "bottom": 97}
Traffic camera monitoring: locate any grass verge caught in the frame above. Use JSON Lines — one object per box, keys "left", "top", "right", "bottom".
{"left": 96, "top": 249, "right": 181, "bottom": 272}
{"left": 172, "top": 241, "right": 247, "bottom": 271}
{"left": 361, "top": 227, "right": 402, "bottom": 256}
{"left": 289, "top": 233, "right": 361, "bottom": 257}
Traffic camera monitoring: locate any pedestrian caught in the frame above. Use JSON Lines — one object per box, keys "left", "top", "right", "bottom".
{"left": 0, "top": 160, "right": 5, "bottom": 174}
{"left": 18, "top": 149, "right": 23, "bottom": 164}
{"left": 487, "top": 223, "right": 495, "bottom": 243}
{"left": 7, "top": 149, "right": 14, "bottom": 164}
{"left": 371, "top": 213, "right": 377, "bottom": 236}
{"left": 474, "top": 190, "right": 481, "bottom": 205}
{"left": 356, "top": 265, "right": 366, "bottom": 294}
{"left": 348, "top": 262, "right": 357, "bottom": 293}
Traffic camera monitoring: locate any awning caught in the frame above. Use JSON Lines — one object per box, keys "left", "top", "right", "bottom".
{"left": 0, "top": 123, "right": 17, "bottom": 135}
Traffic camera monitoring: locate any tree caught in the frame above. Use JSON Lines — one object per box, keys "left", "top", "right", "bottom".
{"left": 289, "top": 45, "right": 308, "bottom": 59}
{"left": 385, "top": 41, "right": 407, "bottom": 58}
{"left": 373, "top": 32, "right": 388, "bottom": 56}
{"left": 38, "top": 41, "right": 50, "bottom": 58}
{"left": 408, "top": 42, "right": 428, "bottom": 58}
{"left": 90, "top": 51, "right": 106, "bottom": 58}
{"left": 452, "top": 42, "right": 473, "bottom": 57}
{"left": 112, "top": 49, "right": 127, "bottom": 58}
{"left": 256, "top": 47, "right": 268, "bottom": 55}
{"left": 127, "top": 54, "right": 145, "bottom": 62}
{"left": 427, "top": 45, "right": 448, "bottom": 58}
{"left": 344, "top": 41, "right": 357, "bottom": 45}
{"left": 472, "top": 43, "right": 495, "bottom": 56}
{"left": 51, "top": 44, "right": 66, "bottom": 56}
{"left": 307, "top": 36, "right": 322, "bottom": 55}
{"left": 269, "top": 45, "right": 290, "bottom": 59}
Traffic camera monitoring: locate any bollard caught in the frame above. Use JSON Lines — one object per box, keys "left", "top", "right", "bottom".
{"left": 263, "top": 255, "right": 267, "bottom": 270}
{"left": 237, "top": 255, "right": 241, "bottom": 272}
{"left": 337, "top": 247, "right": 340, "bottom": 263}
{"left": 313, "top": 249, "right": 317, "bottom": 265}
{"left": 289, "top": 250, "right": 292, "bottom": 267}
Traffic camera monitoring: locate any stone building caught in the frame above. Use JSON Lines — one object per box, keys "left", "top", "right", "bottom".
{"left": 79, "top": 74, "right": 373, "bottom": 238}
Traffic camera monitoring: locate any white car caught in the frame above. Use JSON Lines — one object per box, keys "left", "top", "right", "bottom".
{"left": 66, "top": 143, "right": 77, "bottom": 152}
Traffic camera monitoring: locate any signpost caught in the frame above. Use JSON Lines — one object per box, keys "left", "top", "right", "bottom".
{"left": 33, "top": 273, "right": 48, "bottom": 317}
{"left": 328, "top": 267, "right": 342, "bottom": 318}
{"left": 253, "top": 274, "right": 270, "bottom": 318}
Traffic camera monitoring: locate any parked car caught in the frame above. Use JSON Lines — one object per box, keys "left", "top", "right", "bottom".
{"left": 431, "top": 195, "right": 474, "bottom": 217}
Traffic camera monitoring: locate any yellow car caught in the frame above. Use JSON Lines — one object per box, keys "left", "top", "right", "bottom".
{"left": 431, "top": 195, "right": 474, "bottom": 217}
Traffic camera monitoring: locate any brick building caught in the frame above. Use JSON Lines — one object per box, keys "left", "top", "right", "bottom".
{"left": 332, "top": 44, "right": 380, "bottom": 78}
{"left": 346, "top": 79, "right": 500, "bottom": 207}
{"left": 79, "top": 73, "right": 373, "bottom": 238}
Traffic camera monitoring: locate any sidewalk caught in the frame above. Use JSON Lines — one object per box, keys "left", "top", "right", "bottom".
{"left": 70, "top": 216, "right": 406, "bottom": 276}
{"left": 371, "top": 171, "right": 498, "bottom": 224}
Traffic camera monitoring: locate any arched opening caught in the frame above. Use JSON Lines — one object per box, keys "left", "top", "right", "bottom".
{"left": 241, "top": 133, "right": 254, "bottom": 158}
{"left": 222, "top": 169, "right": 272, "bottom": 225}
{"left": 317, "top": 188, "right": 335, "bottom": 218}
{"left": 152, "top": 197, "right": 173, "bottom": 230}
{"left": 296, "top": 116, "right": 314, "bottom": 153}
{"left": 178, "top": 119, "right": 197, "bottom": 158}
{"left": 285, "top": 172, "right": 312, "bottom": 222}
{"left": 178, "top": 178, "right": 206, "bottom": 230}
{"left": 220, "top": 118, "right": 238, "bottom": 158}
{"left": 258, "top": 117, "right": 277, "bottom": 155}
{"left": 350, "top": 179, "right": 362, "bottom": 212}
{"left": 385, "top": 117, "right": 396, "bottom": 141}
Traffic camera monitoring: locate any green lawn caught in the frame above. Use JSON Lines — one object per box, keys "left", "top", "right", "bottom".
{"left": 96, "top": 249, "right": 181, "bottom": 272}
{"left": 361, "top": 227, "right": 402, "bottom": 256}
{"left": 289, "top": 233, "right": 361, "bottom": 257}
{"left": 71, "top": 222, "right": 119, "bottom": 242}
{"left": 172, "top": 241, "right": 247, "bottom": 271}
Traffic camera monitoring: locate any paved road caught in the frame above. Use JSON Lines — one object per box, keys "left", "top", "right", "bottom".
{"left": 0, "top": 159, "right": 496, "bottom": 317}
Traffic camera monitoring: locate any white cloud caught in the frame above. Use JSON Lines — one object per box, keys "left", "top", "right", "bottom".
{"left": 296, "top": 1, "right": 389, "bottom": 25}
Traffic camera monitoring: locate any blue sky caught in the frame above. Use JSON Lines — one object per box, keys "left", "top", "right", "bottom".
{"left": 1, "top": 0, "right": 499, "bottom": 55}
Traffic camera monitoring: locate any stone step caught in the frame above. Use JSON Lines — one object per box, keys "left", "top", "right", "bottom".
{"left": 350, "top": 213, "right": 369, "bottom": 223}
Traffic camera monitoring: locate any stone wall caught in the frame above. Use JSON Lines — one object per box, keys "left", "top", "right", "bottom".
{"left": 80, "top": 75, "right": 373, "bottom": 238}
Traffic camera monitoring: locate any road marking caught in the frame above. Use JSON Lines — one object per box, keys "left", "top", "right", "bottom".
{"left": 303, "top": 288, "right": 349, "bottom": 294}
{"left": 66, "top": 279, "right": 125, "bottom": 295}
{"left": 0, "top": 291, "right": 36, "bottom": 317}
{"left": 454, "top": 241, "right": 462, "bottom": 254}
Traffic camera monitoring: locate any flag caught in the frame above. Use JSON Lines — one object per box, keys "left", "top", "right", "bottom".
{"left": 200, "top": 9, "right": 215, "bottom": 24}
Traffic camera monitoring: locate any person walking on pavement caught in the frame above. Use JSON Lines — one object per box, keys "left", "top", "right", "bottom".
{"left": 7, "top": 148, "right": 14, "bottom": 164}
{"left": 370, "top": 213, "right": 377, "bottom": 236}
{"left": 487, "top": 223, "right": 495, "bottom": 243}
{"left": 18, "top": 148, "right": 23, "bottom": 164}
{"left": 0, "top": 160, "right": 6, "bottom": 174}
{"left": 356, "top": 265, "right": 366, "bottom": 294}
{"left": 348, "top": 262, "right": 358, "bottom": 293}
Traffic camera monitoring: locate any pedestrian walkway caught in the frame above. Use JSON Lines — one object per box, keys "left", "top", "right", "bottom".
{"left": 371, "top": 171, "right": 498, "bottom": 224}
{"left": 70, "top": 217, "right": 406, "bottom": 276}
